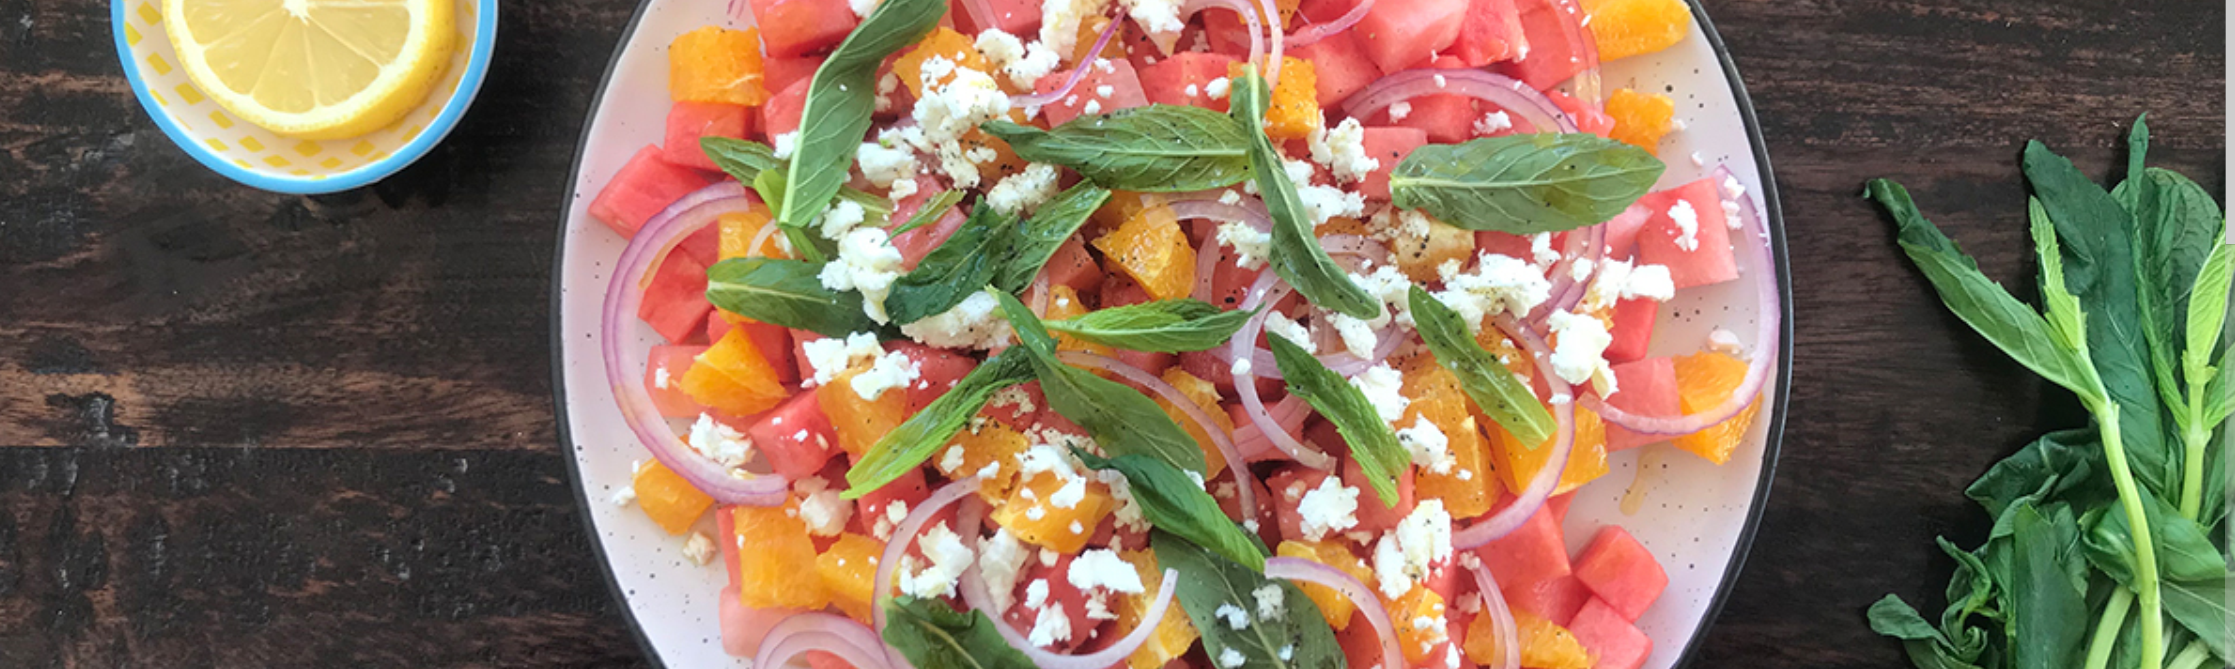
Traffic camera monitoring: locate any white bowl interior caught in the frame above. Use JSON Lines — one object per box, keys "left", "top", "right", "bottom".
{"left": 556, "top": 4, "right": 1781, "bottom": 666}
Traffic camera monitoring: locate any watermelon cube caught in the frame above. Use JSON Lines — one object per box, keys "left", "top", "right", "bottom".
{"left": 589, "top": 146, "right": 718, "bottom": 238}
{"left": 647, "top": 345, "right": 712, "bottom": 418}
{"left": 1475, "top": 230, "right": 1533, "bottom": 260}
{"left": 1573, "top": 526, "right": 1668, "bottom": 621}
{"left": 1289, "top": 30, "right": 1381, "bottom": 108}
{"left": 1499, "top": 0, "right": 1589, "bottom": 91}
{"left": 1548, "top": 491, "right": 1575, "bottom": 524}
{"left": 1355, "top": 0, "right": 1468, "bottom": 72}
{"left": 1568, "top": 598, "right": 1654, "bottom": 669}
{"left": 1602, "top": 202, "right": 1653, "bottom": 260}
{"left": 1475, "top": 504, "right": 1570, "bottom": 588}
{"left": 762, "top": 78, "right": 812, "bottom": 138}
{"left": 953, "top": 0, "right": 1041, "bottom": 36}
{"left": 1299, "top": 0, "right": 1365, "bottom": 23}
{"left": 1033, "top": 58, "right": 1150, "bottom": 127}
{"left": 747, "top": 0, "right": 860, "bottom": 58}
{"left": 1449, "top": 0, "right": 1525, "bottom": 67}
{"left": 750, "top": 391, "right": 842, "bottom": 480}
{"left": 639, "top": 250, "right": 715, "bottom": 344}
{"left": 886, "top": 342, "right": 976, "bottom": 414}
{"left": 851, "top": 464, "right": 930, "bottom": 535}
{"left": 1139, "top": 52, "right": 1240, "bottom": 111}
{"left": 1341, "top": 449, "right": 1417, "bottom": 532}
{"left": 1546, "top": 88, "right": 1616, "bottom": 136}
{"left": 1634, "top": 178, "right": 1739, "bottom": 290}
{"left": 1385, "top": 61, "right": 1481, "bottom": 143}
{"left": 1605, "top": 296, "right": 1659, "bottom": 364}
{"left": 1506, "top": 573, "right": 1591, "bottom": 624}
{"left": 663, "top": 101, "right": 754, "bottom": 171}
{"left": 1605, "top": 357, "right": 1678, "bottom": 451}
{"left": 1044, "top": 235, "right": 1105, "bottom": 295}
{"left": 762, "top": 55, "right": 826, "bottom": 99}
{"left": 1358, "top": 126, "right": 1430, "bottom": 200}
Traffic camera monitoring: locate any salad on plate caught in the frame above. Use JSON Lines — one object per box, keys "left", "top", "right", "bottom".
{"left": 585, "top": 0, "right": 1776, "bottom": 666}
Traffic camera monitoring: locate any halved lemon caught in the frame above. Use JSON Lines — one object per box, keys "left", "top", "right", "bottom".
{"left": 162, "top": 0, "right": 457, "bottom": 140}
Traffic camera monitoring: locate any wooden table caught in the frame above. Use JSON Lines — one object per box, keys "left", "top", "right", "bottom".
{"left": 0, "top": 0, "right": 2222, "bottom": 666}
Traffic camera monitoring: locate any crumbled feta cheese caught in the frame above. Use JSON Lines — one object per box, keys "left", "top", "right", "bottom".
{"left": 902, "top": 290, "right": 1015, "bottom": 350}
{"left": 897, "top": 521, "right": 976, "bottom": 598}
{"left": 1322, "top": 265, "right": 1413, "bottom": 359}
{"left": 990, "top": 385, "right": 1038, "bottom": 414}
{"left": 1122, "top": 0, "right": 1186, "bottom": 45}
{"left": 1029, "top": 601, "right": 1073, "bottom": 647}
{"left": 1531, "top": 232, "right": 1560, "bottom": 267}
{"left": 1185, "top": 83, "right": 1200, "bottom": 97}
{"left": 1296, "top": 183, "right": 1366, "bottom": 227}
{"left": 1579, "top": 258, "right": 1677, "bottom": 312}
{"left": 1397, "top": 417, "right": 1455, "bottom": 474}
{"left": 1308, "top": 117, "right": 1380, "bottom": 184}
{"left": 1546, "top": 309, "right": 1618, "bottom": 396}
{"left": 1707, "top": 327, "right": 1747, "bottom": 358}
{"left": 1296, "top": 475, "right": 1361, "bottom": 541}
{"left": 1216, "top": 221, "right": 1273, "bottom": 269}
{"left": 802, "top": 332, "right": 884, "bottom": 386}
{"left": 1214, "top": 603, "right": 1251, "bottom": 629}
{"left": 872, "top": 499, "right": 910, "bottom": 540}
{"left": 986, "top": 163, "right": 1062, "bottom": 214}
{"left": 771, "top": 131, "right": 800, "bottom": 159}
{"left": 1100, "top": 469, "right": 1148, "bottom": 531}
{"left": 911, "top": 56, "right": 1013, "bottom": 188}
{"left": 847, "top": 344, "right": 920, "bottom": 401}
{"left": 939, "top": 446, "right": 967, "bottom": 473}
{"left": 1349, "top": 363, "right": 1411, "bottom": 423}
{"left": 1082, "top": 99, "right": 1103, "bottom": 115}
{"left": 1668, "top": 199, "right": 1701, "bottom": 251}
{"left": 1039, "top": 0, "right": 1111, "bottom": 58}
{"left": 820, "top": 228, "right": 906, "bottom": 323}
{"left": 1003, "top": 40, "right": 1063, "bottom": 89}
{"left": 610, "top": 485, "right": 637, "bottom": 507}
{"left": 1049, "top": 475, "right": 1088, "bottom": 509}
{"left": 1026, "top": 578, "right": 1051, "bottom": 607}
{"left": 1690, "top": 151, "right": 1706, "bottom": 167}
{"left": 683, "top": 531, "right": 717, "bottom": 566}
{"left": 1433, "top": 253, "right": 1554, "bottom": 333}
{"left": 1069, "top": 549, "right": 1147, "bottom": 597}
{"left": 1280, "top": 645, "right": 1295, "bottom": 661}
{"left": 849, "top": 0, "right": 877, "bottom": 17}
{"left": 652, "top": 366, "right": 671, "bottom": 390}
{"left": 1218, "top": 647, "right": 1247, "bottom": 668}
{"left": 687, "top": 414, "right": 753, "bottom": 469}
{"left": 1264, "top": 312, "right": 1316, "bottom": 354}
{"left": 1388, "top": 101, "right": 1413, "bottom": 121}
{"left": 818, "top": 199, "right": 868, "bottom": 241}
{"left": 858, "top": 132, "right": 921, "bottom": 190}
{"left": 975, "top": 29, "right": 1026, "bottom": 66}
{"left": 1474, "top": 111, "right": 1513, "bottom": 136}
{"left": 798, "top": 485, "right": 854, "bottom": 536}
{"left": 1204, "top": 77, "right": 1230, "bottom": 99}
{"left": 1396, "top": 500, "right": 1454, "bottom": 572}
{"left": 979, "top": 529, "right": 1030, "bottom": 610}
{"left": 1094, "top": 84, "right": 1115, "bottom": 97}
{"left": 1252, "top": 584, "right": 1287, "bottom": 619}
{"left": 1372, "top": 533, "right": 1412, "bottom": 599}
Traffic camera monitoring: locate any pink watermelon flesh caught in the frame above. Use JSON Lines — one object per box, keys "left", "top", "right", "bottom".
{"left": 762, "top": 55, "right": 825, "bottom": 99}
{"left": 1573, "top": 525, "right": 1668, "bottom": 621}
{"left": 748, "top": 0, "right": 859, "bottom": 58}
{"left": 1568, "top": 598, "right": 1654, "bottom": 669}
{"left": 1507, "top": 573, "right": 1591, "bottom": 625}
{"left": 664, "top": 101, "right": 753, "bottom": 171}
{"left": 721, "top": 593, "right": 807, "bottom": 658}
{"left": 1035, "top": 58, "right": 1150, "bottom": 126}
{"left": 1139, "top": 52, "right": 1240, "bottom": 111}
{"left": 1476, "top": 504, "right": 1571, "bottom": 589}
{"left": 1449, "top": 0, "right": 1525, "bottom": 67}
{"left": 1605, "top": 357, "right": 1678, "bottom": 451}
{"left": 639, "top": 247, "right": 715, "bottom": 344}
{"left": 589, "top": 145, "right": 717, "bottom": 238}
{"left": 1358, "top": 126, "right": 1430, "bottom": 200}
{"left": 1289, "top": 30, "right": 1382, "bottom": 108}
{"left": 761, "top": 78, "right": 812, "bottom": 138}
{"left": 1299, "top": 0, "right": 1365, "bottom": 23}
{"left": 749, "top": 390, "right": 841, "bottom": 479}
{"left": 964, "top": 0, "right": 1041, "bottom": 35}
{"left": 1498, "top": 0, "right": 1588, "bottom": 91}
{"left": 887, "top": 341, "right": 976, "bottom": 413}
{"left": 1634, "top": 178, "right": 1740, "bottom": 290}
{"left": 1355, "top": 0, "right": 1469, "bottom": 72}
{"left": 1602, "top": 202, "right": 1652, "bottom": 260}
{"left": 1605, "top": 296, "right": 1658, "bottom": 364}
{"left": 1379, "top": 58, "right": 1478, "bottom": 143}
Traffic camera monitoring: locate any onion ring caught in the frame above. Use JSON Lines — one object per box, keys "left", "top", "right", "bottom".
{"left": 1058, "top": 351, "right": 1257, "bottom": 518}
{"left": 1233, "top": 274, "right": 1339, "bottom": 469}
{"left": 1284, "top": 0, "right": 1376, "bottom": 49}
{"left": 1464, "top": 556, "right": 1522, "bottom": 669}
{"left": 1452, "top": 318, "right": 1575, "bottom": 548}
{"left": 1266, "top": 557, "right": 1403, "bottom": 669}
{"left": 753, "top": 613, "right": 896, "bottom": 669}
{"left": 958, "top": 556, "right": 1180, "bottom": 667}
{"left": 1012, "top": 11, "right": 1127, "bottom": 108}
{"left": 1344, "top": 69, "right": 1579, "bottom": 135}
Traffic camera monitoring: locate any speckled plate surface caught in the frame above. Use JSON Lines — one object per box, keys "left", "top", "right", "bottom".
{"left": 551, "top": 2, "right": 1790, "bottom": 666}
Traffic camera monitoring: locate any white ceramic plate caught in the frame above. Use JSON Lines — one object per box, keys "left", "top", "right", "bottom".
{"left": 553, "top": 3, "right": 1791, "bottom": 666}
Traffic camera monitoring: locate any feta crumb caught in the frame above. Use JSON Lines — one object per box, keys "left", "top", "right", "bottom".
{"left": 974, "top": 29, "right": 1026, "bottom": 66}
{"left": 903, "top": 290, "right": 1015, "bottom": 350}
{"left": 910, "top": 56, "right": 1012, "bottom": 188}
{"left": 1218, "top": 647, "right": 1247, "bottom": 668}
{"left": 1388, "top": 101, "right": 1413, "bottom": 121}
{"left": 683, "top": 532, "right": 717, "bottom": 566}
{"left": 1029, "top": 601, "right": 1073, "bottom": 647}
{"left": 1578, "top": 258, "right": 1675, "bottom": 312}
{"left": 1004, "top": 40, "right": 1062, "bottom": 89}
{"left": 687, "top": 414, "right": 753, "bottom": 469}
{"left": 1216, "top": 221, "right": 1273, "bottom": 269}
{"left": 1082, "top": 99, "right": 1103, "bottom": 115}
{"left": 1690, "top": 151, "right": 1706, "bottom": 167}
{"left": 1373, "top": 533, "right": 1413, "bottom": 599}
{"left": 986, "top": 163, "right": 1062, "bottom": 215}
{"left": 858, "top": 132, "right": 921, "bottom": 189}
{"left": 801, "top": 332, "right": 884, "bottom": 387}
{"left": 1433, "top": 253, "right": 1553, "bottom": 334}
{"left": 1280, "top": 645, "right": 1295, "bottom": 661}
{"left": 1349, "top": 363, "right": 1411, "bottom": 423}
{"left": 1296, "top": 474, "right": 1361, "bottom": 541}
{"left": 1531, "top": 232, "right": 1560, "bottom": 267}
{"left": 940, "top": 446, "right": 967, "bottom": 473}
{"left": 1204, "top": 77, "right": 1230, "bottom": 99}
{"left": 1296, "top": 183, "right": 1366, "bottom": 227}
{"left": 1252, "top": 584, "right": 1287, "bottom": 619}
{"left": 1214, "top": 602, "right": 1251, "bottom": 630}
{"left": 1264, "top": 312, "right": 1316, "bottom": 354}
{"left": 979, "top": 529, "right": 1030, "bottom": 610}
{"left": 819, "top": 228, "right": 906, "bottom": 323}
{"left": 1231, "top": 357, "right": 1253, "bottom": 377}
{"left": 1474, "top": 111, "right": 1513, "bottom": 136}
{"left": 897, "top": 521, "right": 976, "bottom": 598}
{"left": 771, "top": 131, "right": 800, "bottom": 159}
{"left": 1547, "top": 309, "right": 1618, "bottom": 396}
{"left": 610, "top": 485, "right": 637, "bottom": 507}
{"left": 848, "top": 0, "right": 877, "bottom": 17}
{"left": 1307, "top": 117, "right": 1380, "bottom": 184}
{"left": 1185, "top": 83, "right": 1200, "bottom": 97}
{"left": 1668, "top": 199, "right": 1701, "bottom": 251}
{"left": 1026, "top": 578, "right": 1051, "bottom": 607}
{"left": 1069, "top": 549, "right": 1147, "bottom": 597}
{"left": 652, "top": 366, "right": 671, "bottom": 390}
{"left": 848, "top": 344, "right": 920, "bottom": 401}
{"left": 818, "top": 199, "right": 869, "bottom": 241}
{"left": 1707, "top": 327, "right": 1747, "bottom": 358}
{"left": 1397, "top": 417, "right": 1455, "bottom": 474}
{"left": 798, "top": 486, "right": 854, "bottom": 536}
{"left": 1095, "top": 84, "right": 1115, "bottom": 97}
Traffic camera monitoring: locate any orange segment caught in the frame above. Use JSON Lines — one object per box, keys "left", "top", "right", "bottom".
{"left": 1277, "top": 540, "right": 1374, "bottom": 629}
{"left": 1671, "top": 351, "right": 1759, "bottom": 464}
{"left": 717, "top": 208, "right": 785, "bottom": 260}
{"left": 1231, "top": 57, "right": 1321, "bottom": 140}
{"left": 1388, "top": 586, "right": 1452, "bottom": 665}
{"left": 934, "top": 420, "right": 1031, "bottom": 503}
{"left": 1463, "top": 607, "right": 1594, "bottom": 669}
{"left": 1487, "top": 408, "right": 1610, "bottom": 496}
{"left": 1093, "top": 203, "right": 1197, "bottom": 301}
{"left": 632, "top": 460, "right": 713, "bottom": 535}
{"left": 990, "top": 470, "right": 1114, "bottom": 553}
{"left": 669, "top": 26, "right": 769, "bottom": 106}
{"left": 893, "top": 27, "right": 991, "bottom": 98}
{"left": 818, "top": 366, "right": 912, "bottom": 459}
{"left": 734, "top": 503, "right": 832, "bottom": 610}
{"left": 1156, "top": 369, "right": 1236, "bottom": 478}
{"left": 1402, "top": 359, "right": 1502, "bottom": 518}
{"left": 1606, "top": 88, "right": 1675, "bottom": 150}
{"left": 1045, "top": 284, "right": 1112, "bottom": 357}
{"left": 1114, "top": 549, "right": 1199, "bottom": 669}
{"left": 815, "top": 533, "right": 884, "bottom": 623}
{"left": 1581, "top": 0, "right": 1692, "bottom": 61}
{"left": 681, "top": 328, "right": 791, "bottom": 416}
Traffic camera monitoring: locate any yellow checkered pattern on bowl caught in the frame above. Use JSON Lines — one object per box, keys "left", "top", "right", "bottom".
{"left": 123, "top": 0, "right": 480, "bottom": 180}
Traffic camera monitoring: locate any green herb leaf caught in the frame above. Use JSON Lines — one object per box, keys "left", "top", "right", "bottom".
{"left": 2118, "top": 164, "right": 2225, "bottom": 418}
{"left": 1152, "top": 532, "right": 1344, "bottom": 669}
{"left": 2006, "top": 503, "right": 2088, "bottom": 669}
{"left": 2161, "top": 576, "right": 2231, "bottom": 658}
{"left": 1965, "top": 429, "right": 2108, "bottom": 524}
{"left": 1869, "top": 179, "right": 2103, "bottom": 406}
{"left": 1389, "top": 133, "right": 1665, "bottom": 234}
{"left": 2182, "top": 227, "right": 2231, "bottom": 424}
{"left": 980, "top": 105, "right": 1251, "bottom": 192}
{"left": 777, "top": 0, "right": 945, "bottom": 257}
{"left": 704, "top": 257, "right": 885, "bottom": 337}
{"left": 994, "top": 183, "right": 1110, "bottom": 293}
{"left": 888, "top": 206, "right": 1015, "bottom": 324}
{"left": 2079, "top": 489, "right": 2226, "bottom": 585}
{"left": 2027, "top": 198, "right": 2088, "bottom": 355}
{"left": 1230, "top": 70, "right": 1379, "bottom": 319}
{"left": 1265, "top": 332, "right": 1406, "bottom": 505}
{"left": 1408, "top": 285, "right": 1555, "bottom": 446}
{"left": 845, "top": 347, "right": 1035, "bottom": 498}
{"left": 1867, "top": 595, "right": 1987, "bottom": 669}
{"left": 995, "top": 291, "right": 1208, "bottom": 473}
{"left": 883, "top": 596, "right": 1039, "bottom": 669}
{"left": 891, "top": 189, "right": 964, "bottom": 237}
{"left": 1075, "top": 450, "right": 1266, "bottom": 570}
{"left": 701, "top": 136, "right": 782, "bottom": 181}
{"left": 1045, "top": 299, "right": 1257, "bottom": 353}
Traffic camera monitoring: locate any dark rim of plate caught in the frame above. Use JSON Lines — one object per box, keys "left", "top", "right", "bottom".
{"left": 549, "top": 1, "right": 1792, "bottom": 665}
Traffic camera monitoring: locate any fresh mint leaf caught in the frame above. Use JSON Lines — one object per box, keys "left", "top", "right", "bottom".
{"left": 1266, "top": 332, "right": 1406, "bottom": 505}
{"left": 845, "top": 347, "right": 1035, "bottom": 498}
{"left": 1045, "top": 299, "right": 1257, "bottom": 353}
{"left": 777, "top": 0, "right": 944, "bottom": 259}
{"left": 2007, "top": 503, "right": 2088, "bottom": 669}
{"left": 980, "top": 105, "right": 1251, "bottom": 192}
{"left": 888, "top": 206, "right": 1016, "bottom": 324}
{"left": 1869, "top": 179, "right": 2104, "bottom": 406}
{"left": 891, "top": 190, "right": 963, "bottom": 237}
{"left": 701, "top": 136, "right": 781, "bottom": 181}
{"left": 994, "top": 183, "right": 1110, "bottom": 293}
{"left": 2079, "top": 489, "right": 2226, "bottom": 585}
{"left": 1075, "top": 450, "right": 1266, "bottom": 570}
{"left": 1152, "top": 532, "right": 1344, "bottom": 669}
{"left": 1389, "top": 133, "right": 1665, "bottom": 234}
{"left": 705, "top": 257, "right": 884, "bottom": 337}
{"left": 995, "top": 291, "right": 1208, "bottom": 473}
{"left": 1230, "top": 70, "right": 1379, "bottom": 320}
{"left": 882, "top": 596, "right": 1039, "bottom": 669}
{"left": 1408, "top": 285, "right": 1556, "bottom": 446}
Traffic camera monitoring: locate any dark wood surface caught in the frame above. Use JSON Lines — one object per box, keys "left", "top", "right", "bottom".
{"left": 0, "top": 0, "right": 2222, "bottom": 666}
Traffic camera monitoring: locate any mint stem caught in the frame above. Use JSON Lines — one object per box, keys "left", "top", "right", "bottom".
{"left": 2094, "top": 403, "right": 2165, "bottom": 668}
{"left": 2081, "top": 587, "right": 2131, "bottom": 669}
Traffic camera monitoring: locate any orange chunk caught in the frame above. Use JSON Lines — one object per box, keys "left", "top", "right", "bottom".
{"left": 815, "top": 533, "right": 884, "bottom": 623}
{"left": 1390, "top": 215, "right": 1477, "bottom": 282}
{"left": 1488, "top": 408, "right": 1611, "bottom": 496}
{"left": 1092, "top": 203, "right": 1197, "bottom": 301}
{"left": 631, "top": 460, "right": 713, "bottom": 535}
{"left": 1230, "top": 57, "right": 1320, "bottom": 140}
{"left": 1671, "top": 351, "right": 1760, "bottom": 464}
{"left": 716, "top": 208, "right": 784, "bottom": 260}
{"left": 990, "top": 470, "right": 1114, "bottom": 553}
{"left": 1401, "top": 360, "right": 1502, "bottom": 518}
{"left": 1277, "top": 540, "right": 1374, "bottom": 629}
{"left": 1582, "top": 0, "right": 1692, "bottom": 61}
{"left": 1387, "top": 586, "right": 1452, "bottom": 664}
{"left": 669, "top": 26, "right": 769, "bottom": 106}
{"left": 1315, "top": 216, "right": 1372, "bottom": 239}
{"left": 1463, "top": 607, "right": 1594, "bottom": 669}
{"left": 818, "top": 366, "right": 912, "bottom": 459}
{"left": 1114, "top": 549, "right": 1199, "bottom": 669}
{"left": 892, "top": 27, "right": 991, "bottom": 98}
{"left": 1156, "top": 369, "right": 1235, "bottom": 479}
{"left": 733, "top": 503, "right": 832, "bottom": 610}
{"left": 1045, "top": 284, "right": 1112, "bottom": 357}
{"left": 933, "top": 420, "right": 1031, "bottom": 503}
{"left": 1092, "top": 191, "right": 1169, "bottom": 237}
{"left": 680, "top": 328, "right": 790, "bottom": 416}
{"left": 1606, "top": 88, "right": 1676, "bottom": 150}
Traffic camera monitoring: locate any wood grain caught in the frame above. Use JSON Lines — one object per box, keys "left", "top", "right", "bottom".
{"left": 0, "top": 0, "right": 2222, "bottom": 666}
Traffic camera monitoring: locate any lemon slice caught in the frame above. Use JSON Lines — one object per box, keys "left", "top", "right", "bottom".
{"left": 163, "top": 0, "right": 457, "bottom": 139}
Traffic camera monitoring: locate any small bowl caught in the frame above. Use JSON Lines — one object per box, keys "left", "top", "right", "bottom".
{"left": 111, "top": 0, "right": 498, "bottom": 194}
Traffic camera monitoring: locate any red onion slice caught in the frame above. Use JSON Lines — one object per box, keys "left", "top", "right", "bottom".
{"left": 1284, "top": 0, "right": 1377, "bottom": 49}
{"left": 753, "top": 613, "right": 897, "bottom": 669}
{"left": 1265, "top": 556, "right": 1403, "bottom": 669}
{"left": 1232, "top": 394, "right": 1309, "bottom": 460}
{"left": 1344, "top": 69, "right": 1579, "bottom": 135}
{"left": 1232, "top": 274, "right": 1339, "bottom": 469}
{"left": 1012, "top": 11, "right": 1126, "bottom": 108}
{"left": 1452, "top": 319, "right": 1575, "bottom": 548}
{"left": 1532, "top": 224, "right": 1607, "bottom": 324}
{"left": 957, "top": 0, "right": 1001, "bottom": 34}
{"left": 1057, "top": 351, "right": 1257, "bottom": 519}
{"left": 1464, "top": 557, "right": 1522, "bottom": 669}
{"left": 1550, "top": 0, "right": 1603, "bottom": 106}
{"left": 958, "top": 556, "right": 1181, "bottom": 668}
{"left": 1182, "top": 0, "right": 1271, "bottom": 87}
{"left": 600, "top": 183, "right": 790, "bottom": 506}
{"left": 1582, "top": 166, "right": 1780, "bottom": 436}
{"left": 873, "top": 477, "right": 983, "bottom": 644}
